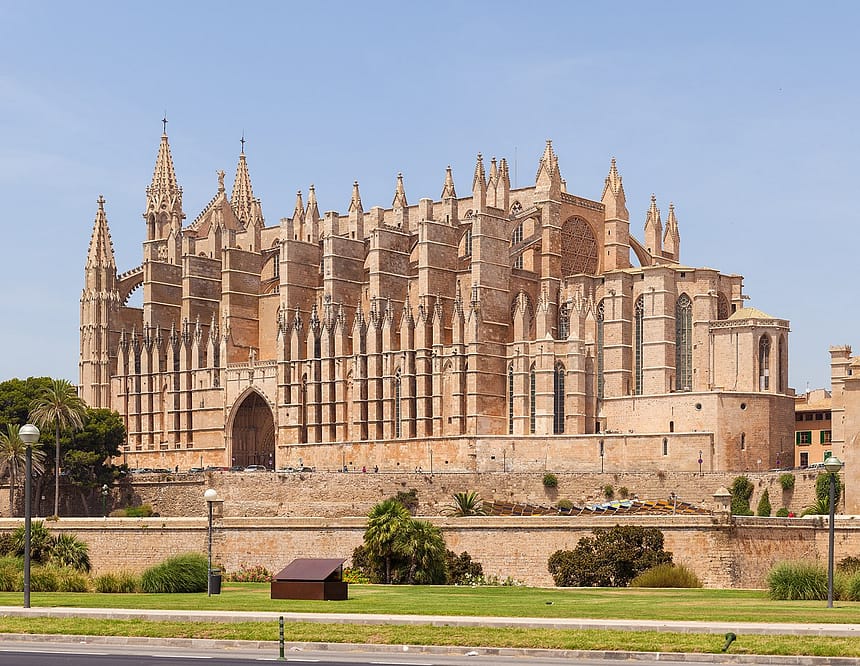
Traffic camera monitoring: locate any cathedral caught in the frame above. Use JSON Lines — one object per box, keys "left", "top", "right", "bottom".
{"left": 80, "top": 129, "right": 795, "bottom": 473}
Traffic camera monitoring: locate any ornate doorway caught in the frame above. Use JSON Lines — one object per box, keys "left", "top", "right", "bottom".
{"left": 230, "top": 391, "right": 275, "bottom": 469}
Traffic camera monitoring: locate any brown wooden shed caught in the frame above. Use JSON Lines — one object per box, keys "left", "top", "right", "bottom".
{"left": 270, "top": 558, "right": 348, "bottom": 601}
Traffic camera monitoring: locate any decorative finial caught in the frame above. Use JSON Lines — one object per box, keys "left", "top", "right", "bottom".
{"left": 217, "top": 170, "right": 225, "bottom": 192}
{"left": 162, "top": 113, "right": 168, "bottom": 135}
{"left": 97, "top": 194, "right": 105, "bottom": 210}
{"left": 240, "top": 132, "right": 245, "bottom": 154}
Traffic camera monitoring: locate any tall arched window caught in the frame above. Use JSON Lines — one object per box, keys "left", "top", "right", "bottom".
{"left": 508, "top": 364, "right": 514, "bottom": 434}
{"left": 717, "top": 293, "right": 729, "bottom": 320}
{"left": 634, "top": 296, "right": 645, "bottom": 395}
{"left": 759, "top": 335, "right": 771, "bottom": 391}
{"left": 596, "top": 299, "right": 605, "bottom": 399}
{"left": 313, "top": 335, "right": 321, "bottom": 359}
{"left": 675, "top": 294, "right": 692, "bottom": 391}
{"left": 553, "top": 362, "right": 565, "bottom": 434}
{"left": 272, "top": 250, "right": 280, "bottom": 279}
{"left": 511, "top": 223, "right": 523, "bottom": 245}
{"left": 463, "top": 229, "right": 473, "bottom": 257}
{"left": 394, "top": 370, "right": 402, "bottom": 438}
{"left": 529, "top": 363, "right": 536, "bottom": 434}
{"left": 778, "top": 335, "right": 786, "bottom": 393}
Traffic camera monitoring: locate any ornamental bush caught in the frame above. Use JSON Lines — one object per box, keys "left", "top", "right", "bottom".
{"left": 226, "top": 564, "right": 273, "bottom": 583}
{"left": 548, "top": 525, "right": 673, "bottom": 587}
{"left": 94, "top": 571, "right": 140, "bottom": 593}
{"left": 140, "top": 553, "right": 208, "bottom": 593}
{"left": 730, "top": 476, "right": 754, "bottom": 516}
{"left": 756, "top": 489, "right": 772, "bottom": 517}
{"left": 630, "top": 563, "right": 702, "bottom": 588}
{"left": 767, "top": 561, "right": 828, "bottom": 600}
{"left": 778, "top": 473, "right": 795, "bottom": 491}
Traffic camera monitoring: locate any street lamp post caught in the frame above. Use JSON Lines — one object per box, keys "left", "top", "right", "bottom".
{"left": 101, "top": 484, "right": 109, "bottom": 518}
{"left": 825, "top": 456, "right": 844, "bottom": 608}
{"left": 19, "top": 423, "right": 40, "bottom": 609}
{"left": 204, "top": 488, "right": 218, "bottom": 597}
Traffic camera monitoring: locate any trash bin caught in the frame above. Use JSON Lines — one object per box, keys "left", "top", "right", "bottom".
{"left": 208, "top": 569, "right": 222, "bottom": 595}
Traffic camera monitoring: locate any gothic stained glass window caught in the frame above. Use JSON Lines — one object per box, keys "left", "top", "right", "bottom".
{"left": 560, "top": 217, "right": 599, "bottom": 276}
{"left": 778, "top": 336, "right": 785, "bottom": 393}
{"left": 558, "top": 302, "right": 570, "bottom": 340}
{"left": 529, "top": 363, "right": 536, "bottom": 434}
{"left": 634, "top": 296, "right": 644, "bottom": 395}
{"left": 759, "top": 335, "right": 771, "bottom": 391}
{"left": 553, "top": 363, "right": 565, "bottom": 434}
{"left": 511, "top": 222, "right": 523, "bottom": 245}
{"left": 596, "top": 299, "right": 605, "bottom": 399}
{"left": 675, "top": 294, "right": 692, "bottom": 391}
{"left": 717, "top": 293, "right": 730, "bottom": 320}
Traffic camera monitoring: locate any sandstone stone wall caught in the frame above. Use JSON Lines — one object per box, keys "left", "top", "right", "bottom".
{"left": 3, "top": 514, "right": 857, "bottom": 589}
{"left": 0, "top": 469, "right": 825, "bottom": 519}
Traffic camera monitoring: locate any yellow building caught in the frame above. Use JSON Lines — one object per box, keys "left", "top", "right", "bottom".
{"left": 794, "top": 389, "right": 833, "bottom": 468}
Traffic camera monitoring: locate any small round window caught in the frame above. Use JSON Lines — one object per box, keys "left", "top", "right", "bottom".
{"left": 695, "top": 403, "right": 702, "bottom": 411}
{"left": 740, "top": 402, "right": 747, "bottom": 410}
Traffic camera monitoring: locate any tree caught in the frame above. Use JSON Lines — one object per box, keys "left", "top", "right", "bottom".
{"left": 0, "top": 424, "right": 46, "bottom": 515}
{"left": 0, "top": 377, "right": 52, "bottom": 429}
{"left": 58, "top": 408, "right": 126, "bottom": 515}
{"left": 29, "top": 379, "right": 87, "bottom": 517}
{"left": 395, "top": 519, "right": 447, "bottom": 584}
{"left": 548, "top": 525, "right": 673, "bottom": 587}
{"left": 756, "top": 489, "right": 772, "bottom": 517}
{"left": 445, "top": 491, "right": 487, "bottom": 516}
{"left": 364, "top": 498, "right": 411, "bottom": 584}
{"left": 730, "top": 475, "right": 754, "bottom": 516}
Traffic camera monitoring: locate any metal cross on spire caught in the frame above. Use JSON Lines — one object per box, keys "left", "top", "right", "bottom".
{"left": 162, "top": 113, "right": 168, "bottom": 134}
{"left": 240, "top": 132, "right": 245, "bottom": 154}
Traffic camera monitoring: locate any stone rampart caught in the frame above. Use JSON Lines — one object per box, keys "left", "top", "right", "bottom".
{"left": 2, "top": 515, "right": 856, "bottom": 589}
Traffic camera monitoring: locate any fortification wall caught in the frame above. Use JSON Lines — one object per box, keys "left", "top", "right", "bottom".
{"left": 2, "top": 515, "right": 855, "bottom": 589}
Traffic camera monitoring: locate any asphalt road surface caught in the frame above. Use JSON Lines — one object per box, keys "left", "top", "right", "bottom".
{"left": 0, "top": 639, "right": 741, "bottom": 666}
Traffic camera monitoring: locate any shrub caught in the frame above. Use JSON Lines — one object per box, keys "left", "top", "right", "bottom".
{"left": 775, "top": 507, "right": 789, "bottom": 517}
{"left": 779, "top": 473, "right": 795, "bottom": 491}
{"left": 543, "top": 473, "right": 558, "bottom": 488}
{"left": 838, "top": 556, "right": 860, "bottom": 575}
{"left": 730, "top": 476, "right": 754, "bottom": 516}
{"left": 12, "top": 521, "right": 54, "bottom": 563}
{"left": 52, "top": 565, "right": 91, "bottom": 592}
{"left": 445, "top": 491, "right": 487, "bottom": 516}
{"left": 446, "top": 550, "right": 484, "bottom": 585}
{"left": 29, "top": 565, "right": 59, "bottom": 592}
{"left": 51, "top": 533, "right": 91, "bottom": 572}
{"left": 94, "top": 571, "right": 139, "bottom": 593}
{"left": 556, "top": 499, "right": 573, "bottom": 511}
{"left": 122, "top": 504, "right": 155, "bottom": 518}
{"left": 603, "top": 485, "right": 614, "bottom": 500}
{"left": 350, "top": 544, "right": 385, "bottom": 584}
{"left": 631, "top": 563, "right": 702, "bottom": 588}
{"left": 391, "top": 489, "right": 419, "bottom": 515}
{"left": 140, "top": 553, "right": 208, "bottom": 593}
{"left": 767, "top": 561, "right": 828, "bottom": 600}
{"left": 0, "top": 556, "right": 22, "bottom": 592}
{"left": 342, "top": 567, "right": 370, "bottom": 584}
{"left": 0, "top": 533, "right": 15, "bottom": 556}
{"left": 802, "top": 497, "right": 833, "bottom": 516}
{"left": 226, "top": 564, "right": 272, "bottom": 583}
{"left": 617, "top": 486, "right": 630, "bottom": 499}
{"left": 756, "top": 489, "right": 772, "bottom": 517}
{"left": 548, "top": 525, "right": 672, "bottom": 587}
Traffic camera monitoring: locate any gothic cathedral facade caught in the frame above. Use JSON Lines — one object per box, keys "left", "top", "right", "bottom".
{"left": 80, "top": 131, "right": 795, "bottom": 473}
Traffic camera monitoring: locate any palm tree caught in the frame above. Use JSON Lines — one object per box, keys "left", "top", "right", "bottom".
{"left": 30, "top": 379, "right": 87, "bottom": 517}
{"left": 395, "top": 518, "right": 447, "bottom": 584}
{"left": 364, "top": 498, "right": 410, "bottom": 584}
{"left": 0, "top": 424, "right": 46, "bottom": 515}
{"left": 445, "top": 491, "right": 487, "bottom": 517}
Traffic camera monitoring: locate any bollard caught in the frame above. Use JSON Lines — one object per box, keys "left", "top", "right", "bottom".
{"left": 279, "top": 615, "right": 285, "bottom": 661}
{"left": 721, "top": 632, "right": 737, "bottom": 652}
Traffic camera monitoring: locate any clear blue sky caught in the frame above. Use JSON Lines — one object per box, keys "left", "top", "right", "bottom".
{"left": 1, "top": 1, "right": 857, "bottom": 392}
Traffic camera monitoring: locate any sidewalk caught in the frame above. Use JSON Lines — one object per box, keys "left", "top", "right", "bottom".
{"left": 2, "top": 605, "right": 859, "bottom": 637}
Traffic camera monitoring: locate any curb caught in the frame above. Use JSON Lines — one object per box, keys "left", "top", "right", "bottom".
{"left": 0, "top": 633, "right": 857, "bottom": 665}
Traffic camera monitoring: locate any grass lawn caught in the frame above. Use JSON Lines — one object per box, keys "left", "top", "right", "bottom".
{"left": 3, "top": 585, "right": 860, "bottom": 657}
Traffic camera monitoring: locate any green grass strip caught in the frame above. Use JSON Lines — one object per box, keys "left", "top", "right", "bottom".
{"left": 0, "top": 617, "right": 859, "bottom": 657}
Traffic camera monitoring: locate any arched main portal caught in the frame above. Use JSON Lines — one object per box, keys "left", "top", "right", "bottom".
{"left": 230, "top": 391, "right": 275, "bottom": 469}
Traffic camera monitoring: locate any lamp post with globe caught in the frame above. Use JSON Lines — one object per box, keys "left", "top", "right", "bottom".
{"left": 825, "top": 456, "right": 844, "bottom": 608}
{"left": 18, "top": 423, "right": 40, "bottom": 609}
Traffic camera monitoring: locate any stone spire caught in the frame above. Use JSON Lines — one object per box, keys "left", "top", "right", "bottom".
{"left": 230, "top": 138, "right": 256, "bottom": 225}
{"left": 144, "top": 122, "right": 185, "bottom": 245}
{"left": 441, "top": 165, "right": 457, "bottom": 199}
{"left": 497, "top": 157, "right": 511, "bottom": 211}
{"left": 392, "top": 172, "right": 408, "bottom": 209}
{"left": 86, "top": 195, "right": 117, "bottom": 276}
{"left": 292, "top": 190, "right": 305, "bottom": 226}
{"left": 488, "top": 157, "right": 498, "bottom": 189}
{"left": 601, "top": 158, "right": 628, "bottom": 220}
{"left": 349, "top": 180, "right": 363, "bottom": 214}
{"left": 304, "top": 184, "right": 320, "bottom": 241}
{"left": 601, "top": 158, "right": 631, "bottom": 271}
{"left": 472, "top": 153, "right": 486, "bottom": 209}
{"left": 644, "top": 194, "right": 663, "bottom": 257}
{"left": 663, "top": 202, "right": 681, "bottom": 260}
{"left": 535, "top": 139, "right": 561, "bottom": 197}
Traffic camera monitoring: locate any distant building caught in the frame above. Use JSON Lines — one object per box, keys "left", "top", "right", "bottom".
{"left": 80, "top": 130, "right": 794, "bottom": 473}
{"left": 793, "top": 389, "right": 833, "bottom": 468}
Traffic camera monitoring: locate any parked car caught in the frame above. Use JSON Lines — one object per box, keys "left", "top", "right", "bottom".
{"left": 243, "top": 465, "right": 269, "bottom": 472}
